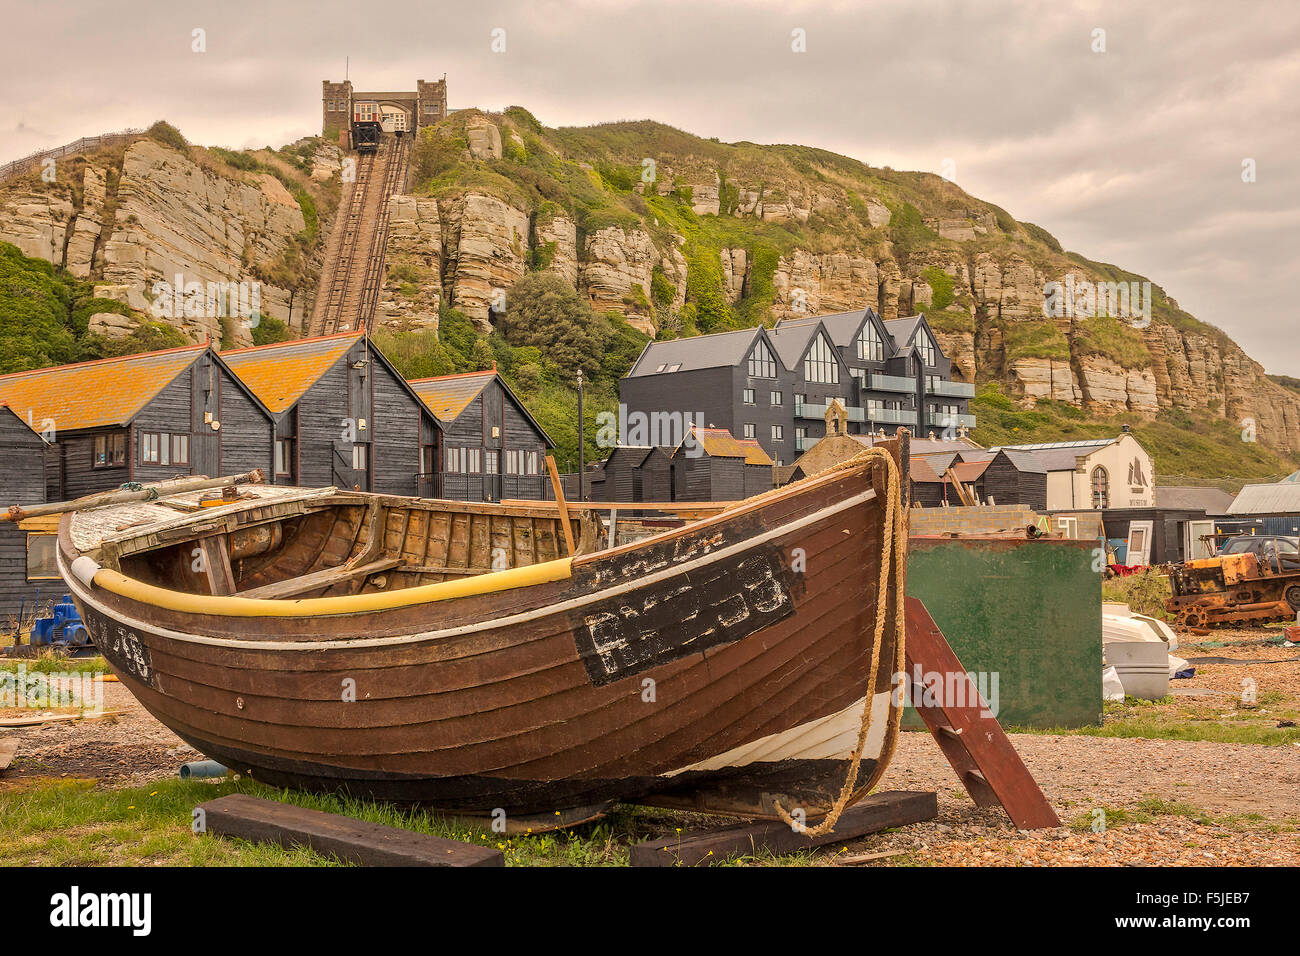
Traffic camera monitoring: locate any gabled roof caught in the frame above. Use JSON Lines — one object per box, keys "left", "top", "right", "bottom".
{"left": 994, "top": 448, "right": 1048, "bottom": 474}
{"left": 626, "top": 327, "right": 763, "bottom": 377}
{"left": 737, "top": 438, "right": 774, "bottom": 466}
{"left": 948, "top": 459, "right": 991, "bottom": 483}
{"left": 677, "top": 425, "right": 752, "bottom": 459}
{"left": 883, "top": 315, "right": 925, "bottom": 351}
{"left": 777, "top": 307, "right": 891, "bottom": 353}
{"left": 1153, "top": 485, "right": 1235, "bottom": 513}
{"left": 993, "top": 437, "right": 1120, "bottom": 472}
{"left": 409, "top": 370, "right": 496, "bottom": 421}
{"left": 0, "top": 404, "right": 51, "bottom": 444}
{"left": 602, "top": 445, "right": 671, "bottom": 469}
{"left": 766, "top": 320, "right": 845, "bottom": 373}
{"left": 222, "top": 331, "right": 362, "bottom": 414}
{"left": 0, "top": 344, "right": 208, "bottom": 431}
{"left": 409, "top": 369, "right": 554, "bottom": 447}
{"left": 1227, "top": 482, "right": 1300, "bottom": 516}
{"left": 909, "top": 457, "right": 945, "bottom": 483}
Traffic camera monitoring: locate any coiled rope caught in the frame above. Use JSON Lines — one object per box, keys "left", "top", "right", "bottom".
{"left": 772, "top": 444, "right": 909, "bottom": 837}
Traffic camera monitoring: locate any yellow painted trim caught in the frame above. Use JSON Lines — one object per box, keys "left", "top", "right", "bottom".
{"left": 90, "top": 556, "right": 574, "bottom": 618}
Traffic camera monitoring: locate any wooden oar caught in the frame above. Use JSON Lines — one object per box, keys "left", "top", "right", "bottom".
{"left": 2, "top": 470, "right": 265, "bottom": 523}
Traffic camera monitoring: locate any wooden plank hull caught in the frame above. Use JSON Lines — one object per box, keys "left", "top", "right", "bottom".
{"left": 59, "top": 447, "right": 907, "bottom": 819}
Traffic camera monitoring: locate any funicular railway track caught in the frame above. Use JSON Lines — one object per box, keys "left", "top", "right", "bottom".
{"left": 309, "top": 133, "right": 410, "bottom": 336}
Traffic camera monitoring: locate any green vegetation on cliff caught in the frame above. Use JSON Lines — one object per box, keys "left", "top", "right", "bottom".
{"left": 972, "top": 385, "right": 1297, "bottom": 487}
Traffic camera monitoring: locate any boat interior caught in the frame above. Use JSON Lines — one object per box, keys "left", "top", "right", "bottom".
{"left": 74, "top": 486, "right": 602, "bottom": 600}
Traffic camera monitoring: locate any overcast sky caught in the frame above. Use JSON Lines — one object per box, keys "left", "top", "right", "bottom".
{"left": 5, "top": 0, "right": 1297, "bottom": 373}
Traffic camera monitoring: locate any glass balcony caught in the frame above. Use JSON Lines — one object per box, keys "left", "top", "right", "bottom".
{"left": 794, "top": 402, "right": 828, "bottom": 419}
{"left": 795, "top": 436, "right": 818, "bottom": 451}
{"left": 866, "top": 408, "right": 918, "bottom": 426}
{"left": 870, "top": 373, "right": 916, "bottom": 393}
{"left": 926, "top": 379, "right": 976, "bottom": 398}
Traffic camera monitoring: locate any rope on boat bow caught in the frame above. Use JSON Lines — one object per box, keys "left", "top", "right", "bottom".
{"left": 772, "top": 445, "right": 908, "bottom": 838}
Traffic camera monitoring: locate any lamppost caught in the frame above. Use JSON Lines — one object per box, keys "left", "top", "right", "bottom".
{"left": 576, "top": 367, "right": 585, "bottom": 502}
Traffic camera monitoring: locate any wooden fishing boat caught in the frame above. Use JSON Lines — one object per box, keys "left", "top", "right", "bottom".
{"left": 56, "top": 438, "right": 910, "bottom": 827}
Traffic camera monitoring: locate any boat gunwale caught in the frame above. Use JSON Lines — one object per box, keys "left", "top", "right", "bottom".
{"left": 59, "top": 484, "right": 878, "bottom": 642}
{"left": 58, "top": 455, "right": 886, "bottom": 621}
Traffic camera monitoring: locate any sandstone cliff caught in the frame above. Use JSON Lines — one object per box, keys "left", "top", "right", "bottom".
{"left": 0, "top": 131, "right": 332, "bottom": 346}
{"left": 4, "top": 112, "right": 1296, "bottom": 458}
{"left": 374, "top": 108, "right": 1300, "bottom": 456}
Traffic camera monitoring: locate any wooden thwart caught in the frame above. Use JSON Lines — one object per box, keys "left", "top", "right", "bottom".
{"left": 197, "top": 794, "right": 503, "bottom": 867}
{"left": 629, "top": 790, "right": 937, "bottom": 867}
{"left": 903, "top": 596, "right": 1061, "bottom": 830}
{"left": 237, "top": 557, "right": 403, "bottom": 599}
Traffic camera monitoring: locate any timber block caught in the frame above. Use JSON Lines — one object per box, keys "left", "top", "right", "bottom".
{"left": 629, "top": 790, "right": 937, "bottom": 867}
{"left": 198, "top": 793, "right": 503, "bottom": 867}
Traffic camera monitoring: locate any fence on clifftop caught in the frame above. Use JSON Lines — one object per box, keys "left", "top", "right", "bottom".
{"left": 0, "top": 130, "right": 146, "bottom": 183}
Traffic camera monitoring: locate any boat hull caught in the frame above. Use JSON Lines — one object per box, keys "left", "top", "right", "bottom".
{"left": 61, "top": 450, "right": 907, "bottom": 819}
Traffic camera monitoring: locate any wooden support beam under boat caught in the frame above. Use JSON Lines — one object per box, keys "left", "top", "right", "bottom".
{"left": 197, "top": 794, "right": 503, "bottom": 867}
{"left": 237, "top": 558, "right": 404, "bottom": 600}
{"left": 629, "top": 791, "right": 938, "bottom": 866}
{"left": 544, "top": 455, "right": 575, "bottom": 555}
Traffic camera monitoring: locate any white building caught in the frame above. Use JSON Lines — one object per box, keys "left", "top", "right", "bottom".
{"left": 992, "top": 434, "right": 1154, "bottom": 511}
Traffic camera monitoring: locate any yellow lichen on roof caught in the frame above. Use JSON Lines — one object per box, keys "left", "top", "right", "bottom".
{"left": 409, "top": 371, "right": 496, "bottom": 422}
{"left": 737, "top": 439, "right": 774, "bottom": 466}
{"left": 0, "top": 345, "right": 206, "bottom": 431}
{"left": 222, "top": 333, "right": 361, "bottom": 414}
{"left": 688, "top": 426, "right": 751, "bottom": 459}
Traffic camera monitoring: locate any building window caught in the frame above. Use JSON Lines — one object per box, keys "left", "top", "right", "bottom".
{"left": 352, "top": 444, "right": 368, "bottom": 471}
{"left": 446, "top": 447, "right": 462, "bottom": 473}
{"left": 917, "top": 330, "right": 937, "bottom": 367}
{"left": 770, "top": 390, "right": 783, "bottom": 406}
{"left": 420, "top": 445, "right": 435, "bottom": 478}
{"left": 26, "top": 534, "right": 60, "bottom": 581}
{"left": 793, "top": 393, "right": 806, "bottom": 414}
{"left": 1091, "top": 466, "right": 1109, "bottom": 509}
{"left": 93, "top": 433, "right": 126, "bottom": 468}
{"left": 466, "top": 448, "right": 482, "bottom": 473}
{"left": 856, "top": 323, "right": 885, "bottom": 361}
{"left": 795, "top": 426, "right": 807, "bottom": 441}
{"left": 525, "top": 451, "right": 539, "bottom": 475}
{"left": 771, "top": 424, "right": 784, "bottom": 441}
{"left": 275, "top": 438, "right": 294, "bottom": 476}
{"left": 485, "top": 452, "right": 499, "bottom": 475}
{"left": 743, "top": 423, "right": 756, "bottom": 439}
{"left": 140, "top": 432, "right": 189, "bottom": 467}
{"left": 748, "top": 338, "right": 777, "bottom": 378}
{"left": 803, "top": 333, "right": 839, "bottom": 384}
{"left": 743, "top": 388, "right": 755, "bottom": 405}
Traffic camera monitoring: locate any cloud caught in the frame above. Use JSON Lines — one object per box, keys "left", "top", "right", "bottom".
{"left": 2, "top": 0, "right": 1296, "bottom": 371}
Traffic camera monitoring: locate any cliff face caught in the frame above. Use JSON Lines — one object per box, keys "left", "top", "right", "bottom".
{"left": 4, "top": 112, "right": 1296, "bottom": 457}
{"left": 0, "top": 133, "right": 330, "bottom": 345}
{"left": 373, "top": 108, "right": 1300, "bottom": 456}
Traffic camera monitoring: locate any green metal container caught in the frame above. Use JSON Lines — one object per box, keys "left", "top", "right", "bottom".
{"left": 904, "top": 537, "right": 1103, "bottom": 729}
